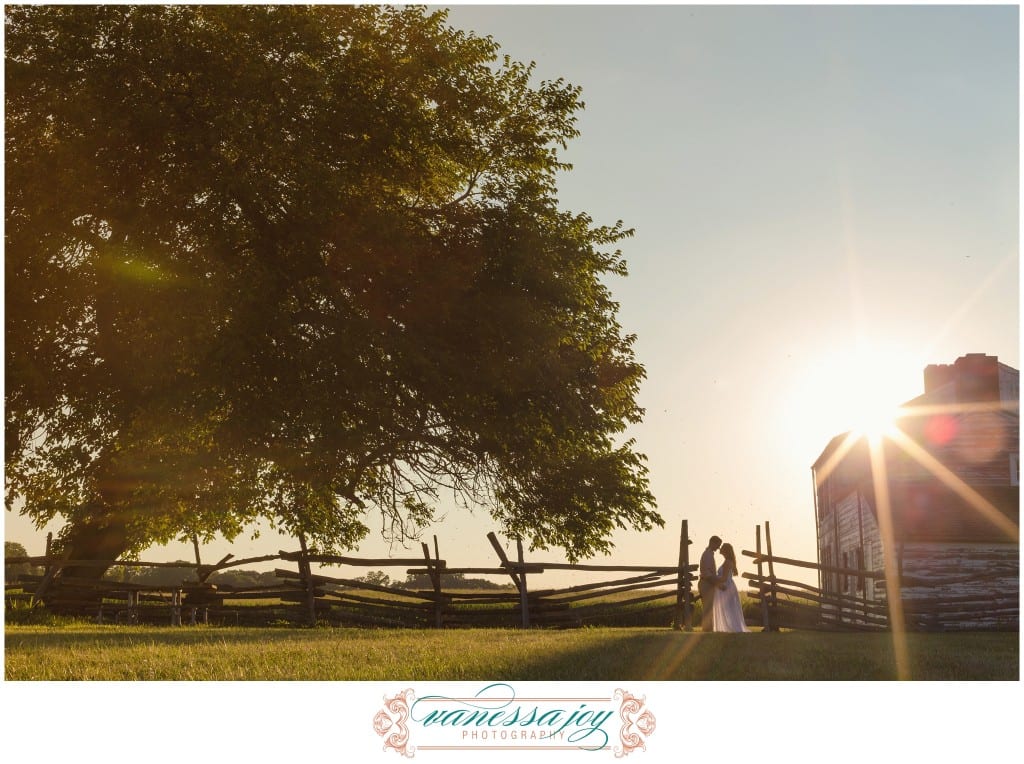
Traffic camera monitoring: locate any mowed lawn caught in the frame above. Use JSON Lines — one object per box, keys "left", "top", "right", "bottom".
{"left": 5, "top": 625, "right": 1018, "bottom": 680}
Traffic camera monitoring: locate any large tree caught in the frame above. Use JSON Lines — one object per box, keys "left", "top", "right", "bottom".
{"left": 5, "top": 5, "right": 659, "bottom": 584}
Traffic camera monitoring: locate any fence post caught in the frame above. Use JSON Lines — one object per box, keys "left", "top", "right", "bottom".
{"left": 171, "top": 589, "right": 182, "bottom": 626}
{"left": 423, "top": 540, "right": 443, "bottom": 628}
{"left": 857, "top": 549, "right": 867, "bottom": 625}
{"left": 433, "top": 536, "right": 444, "bottom": 628}
{"left": 33, "top": 545, "right": 71, "bottom": 604}
{"left": 189, "top": 533, "right": 202, "bottom": 626}
{"left": 298, "top": 532, "right": 316, "bottom": 627}
{"left": 764, "top": 520, "right": 779, "bottom": 631}
{"left": 516, "top": 538, "right": 531, "bottom": 629}
{"left": 674, "top": 519, "right": 690, "bottom": 630}
{"left": 191, "top": 534, "right": 203, "bottom": 581}
{"left": 756, "top": 524, "right": 770, "bottom": 631}
{"left": 487, "top": 532, "right": 524, "bottom": 628}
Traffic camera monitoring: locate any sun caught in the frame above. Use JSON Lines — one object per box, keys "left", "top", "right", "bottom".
{"left": 846, "top": 381, "right": 901, "bottom": 442}
{"left": 784, "top": 343, "right": 922, "bottom": 450}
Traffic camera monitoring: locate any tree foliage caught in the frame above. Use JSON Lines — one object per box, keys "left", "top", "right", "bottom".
{"left": 5, "top": 5, "right": 659, "bottom": 565}
{"left": 354, "top": 570, "right": 393, "bottom": 588}
{"left": 401, "top": 571, "right": 511, "bottom": 591}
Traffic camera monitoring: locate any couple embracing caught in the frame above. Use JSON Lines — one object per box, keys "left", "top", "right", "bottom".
{"left": 698, "top": 535, "right": 749, "bottom": 633}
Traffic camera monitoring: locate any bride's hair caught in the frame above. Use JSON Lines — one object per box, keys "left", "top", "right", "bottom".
{"left": 720, "top": 543, "right": 738, "bottom": 575}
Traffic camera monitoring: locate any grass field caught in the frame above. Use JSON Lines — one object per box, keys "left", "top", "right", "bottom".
{"left": 5, "top": 623, "right": 1018, "bottom": 680}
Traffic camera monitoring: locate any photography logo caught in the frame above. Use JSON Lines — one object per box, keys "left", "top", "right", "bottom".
{"left": 372, "top": 683, "right": 656, "bottom": 757}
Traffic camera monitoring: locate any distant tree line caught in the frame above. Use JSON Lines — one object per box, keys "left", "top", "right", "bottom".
{"left": 5, "top": 541, "right": 45, "bottom": 581}
{"left": 102, "top": 562, "right": 279, "bottom": 589}
{"left": 356, "top": 570, "right": 512, "bottom": 590}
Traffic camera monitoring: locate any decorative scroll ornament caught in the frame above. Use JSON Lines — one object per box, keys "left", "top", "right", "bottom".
{"left": 613, "top": 688, "right": 656, "bottom": 757}
{"left": 374, "top": 688, "right": 416, "bottom": 757}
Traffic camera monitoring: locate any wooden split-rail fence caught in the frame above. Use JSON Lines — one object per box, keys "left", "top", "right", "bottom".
{"left": 9, "top": 520, "right": 1014, "bottom": 631}
{"left": 5, "top": 522, "right": 702, "bottom": 630}
{"left": 744, "top": 521, "right": 1019, "bottom": 632}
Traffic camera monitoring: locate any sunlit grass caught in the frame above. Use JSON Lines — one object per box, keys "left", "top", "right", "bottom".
{"left": 5, "top": 624, "right": 1017, "bottom": 681}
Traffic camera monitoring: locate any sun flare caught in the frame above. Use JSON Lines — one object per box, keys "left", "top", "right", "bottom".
{"left": 847, "top": 391, "right": 902, "bottom": 442}
{"left": 786, "top": 344, "right": 922, "bottom": 450}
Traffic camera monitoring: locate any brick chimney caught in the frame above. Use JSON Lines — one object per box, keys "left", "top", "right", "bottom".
{"left": 923, "top": 354, "right": 1001, "bottom": 402}
{"left": 923, "top": 363, "right": 956, "bottom": 395}
{"left": 953, "top": 353, "right": 1000, "bottom": 402}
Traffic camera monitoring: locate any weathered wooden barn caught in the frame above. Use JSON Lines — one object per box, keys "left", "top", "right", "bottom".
{"left": 812, "top": 353, "right": 1019, "bottom": 630}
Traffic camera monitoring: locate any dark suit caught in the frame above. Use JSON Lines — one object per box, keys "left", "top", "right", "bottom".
{"left": 698, "top": 547, "right": 718, "bottom": 631}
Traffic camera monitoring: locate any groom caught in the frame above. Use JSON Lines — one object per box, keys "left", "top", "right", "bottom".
{"left": 698, "top": 535, "right": 722, "bottom": 632}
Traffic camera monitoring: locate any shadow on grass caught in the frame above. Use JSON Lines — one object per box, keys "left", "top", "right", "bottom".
{"left": 492, "top": 630, "right": 1019, "bottom": 681}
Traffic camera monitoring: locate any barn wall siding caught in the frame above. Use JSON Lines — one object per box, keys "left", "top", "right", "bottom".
{"left": 920, "top": 410, "right": 1018, "bottom": 486}
{"left": 819, "top": 495, "right": 1019, "bottom": 630}
{"left": 824, "top": 490, "right": 885, "bottom": 600}
{"left": 898, "top": 543, "right": 1018, "bottom": 630}
{"left": 899, "top": 542, "right": 1019, "bottom": 599}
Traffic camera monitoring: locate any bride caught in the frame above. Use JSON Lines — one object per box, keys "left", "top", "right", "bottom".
{"left": 712, "top": 543, "right": 749, "bottom": 632}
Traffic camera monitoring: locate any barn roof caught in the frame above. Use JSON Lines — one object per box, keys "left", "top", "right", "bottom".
{"left": 811, "top": 431, "right": 860, "bottom": 473}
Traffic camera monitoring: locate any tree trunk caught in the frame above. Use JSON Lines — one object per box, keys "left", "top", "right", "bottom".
{"left": 45, "top": 454, "right": 134, "bottom": 610}
{"left": 60, "top": 519, "right": 130, "bottom": 579}
{"left": 43, "top": 522, "right": 130, "bottom": 612}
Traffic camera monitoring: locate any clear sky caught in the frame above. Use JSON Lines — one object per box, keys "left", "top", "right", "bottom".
{"left": 4, "top": 4, "right": 1019, "bottom": 591}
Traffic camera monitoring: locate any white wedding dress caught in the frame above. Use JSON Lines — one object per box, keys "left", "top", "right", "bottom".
{"left": 711, "top": 563, "right": 749, "bottom": 633}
